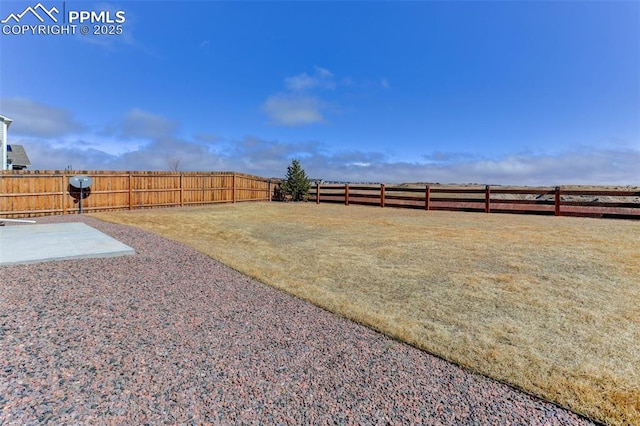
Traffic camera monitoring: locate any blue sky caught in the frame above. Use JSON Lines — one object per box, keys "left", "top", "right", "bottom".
{"left": 1, "top": 0, "right": 638, "bottom": 185}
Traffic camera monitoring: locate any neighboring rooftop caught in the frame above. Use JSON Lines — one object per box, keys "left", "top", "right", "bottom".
{"left": 6, "top": 144, "right": 31, "bottom": 169}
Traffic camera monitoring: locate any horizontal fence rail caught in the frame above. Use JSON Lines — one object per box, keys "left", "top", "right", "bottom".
{"left": 311, "top": 183, "right": 640, "bottom": 220}
{"left": 0, "top": 170, "right": 274, "bottom": 218}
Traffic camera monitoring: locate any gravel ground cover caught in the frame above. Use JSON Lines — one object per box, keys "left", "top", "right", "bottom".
{"left": 1, "top": 215, "right": 594, "bottom": 425}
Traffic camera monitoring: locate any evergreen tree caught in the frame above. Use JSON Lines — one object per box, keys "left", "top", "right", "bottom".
{"left": 282, "top": 159, "right": 311, "bottom": 201}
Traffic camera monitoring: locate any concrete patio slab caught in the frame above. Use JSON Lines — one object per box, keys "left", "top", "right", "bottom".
{"left": 0, "top": 222, "right": 135, "bottom": 266}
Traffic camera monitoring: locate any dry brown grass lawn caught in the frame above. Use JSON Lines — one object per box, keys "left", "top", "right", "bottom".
{"left": 93, "top": 203, "right": 640, "bottom": 425}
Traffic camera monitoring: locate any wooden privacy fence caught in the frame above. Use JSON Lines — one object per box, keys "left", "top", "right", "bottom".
{"left": 311, "top": 183, "right": 640, "bottom": 220}
{"left": 0, "top": 170, "right": 273, "bottom": 218}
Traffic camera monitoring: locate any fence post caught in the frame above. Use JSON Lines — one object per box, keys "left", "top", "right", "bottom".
{"left": 555, "top": 186, "right": 561, "bottom": 216}
{"left": 129, "top": 171, "right": 133, "bottom": 210}
{"left": 485, "top": 185, "right": 491, "bottom": 213}
{"left": 316, "top": 181, "right": 320, "bottom": 204}
{"left": 232, "top": 173, "right": 236, "bottom": 203}
{"left": 345, "top": 183, "right": 349, "bottom": 206}
{"left": 425, "top": 185, "right": 430, "bottom": 211}
{"left": 380, "top": 184, "right": 385, "bottom": 208}
{"left": 61, "top": 174, "right": 67, "bottom": 215}
{"left": 180, "top": 173, "right": 184, "bottom": 207}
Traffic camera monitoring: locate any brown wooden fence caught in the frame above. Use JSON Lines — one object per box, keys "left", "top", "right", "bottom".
{"left": 0, "top": 170, "right": 273, "bottom": 218}
{"left": 311, "top": 183, "right": 640, "bottom": 220}
{"left": 3, "top": 172, "right": 638, "bottom": 220}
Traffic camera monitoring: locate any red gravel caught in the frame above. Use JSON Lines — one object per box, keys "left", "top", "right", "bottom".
{"left": 1, "top": 215, "right": 595, "bottom": 425}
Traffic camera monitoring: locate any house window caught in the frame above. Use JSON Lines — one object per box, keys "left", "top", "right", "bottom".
{"left": 6, "top": 145, "right": 12, "bottom": 152}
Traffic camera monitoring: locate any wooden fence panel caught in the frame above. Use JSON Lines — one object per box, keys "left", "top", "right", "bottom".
{"left": 79, "top": 172, "right": 131, "bottom": 212}
{"left": 0, "top": 170, "right": 272, "bottom": 218}
{"left": 130, "top": 173, "right": 182, "bottom": 208}
{"left": 236, "top": 173, "right": 270, "bottom": 201}
{"left": 0, "top": 173, "right": 65, "bottom": 215}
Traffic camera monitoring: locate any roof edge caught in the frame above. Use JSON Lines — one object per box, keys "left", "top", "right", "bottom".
{"left": 0, "top": 115, "right": 14, "bottom": 127}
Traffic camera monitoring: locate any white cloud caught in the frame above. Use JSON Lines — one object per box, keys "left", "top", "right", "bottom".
{"left": 8, "top": 136, "right": 115, "bottom": 171}
{"left": 284, "top": 73, "right": 317, "bottom": 91}
{"left": 264, "top": 66, "right": 392, "bottom": 126}
{"left": 8, "top": 100, "right": 636, "bottom": 186}
{"left": 309, "top": 149, "right": 640, "bottom": 185}
{"left": 13, "top": 134, "right": 221, "bottom": 172}
{"left": 0, "top": 97, "right": 84, "bottom": 137}
{"left": 262, "top": 95, "right": 326, "bottom": 126}
{"left": 422, "top": 151, "right": 478, "bottom": 163}
{"left": 284, "top": 66, "right": 336, "bottom": 91}
{"left": 15, "top": 132, "right": 639, "bottom": 185}
{"left": 194, "top": 133, "right": 219, "bottom": 143}
{"left": 263, "top": 66, "right": 338, "bottom": 126}
{"left": 315, "top": 66, "right": 333, "bottom": 78}
{"left": 114, "top": 108, "right": 178, "bottom": 139}
{"left": 115, "top": 137, "right": 222, "bottom": 171}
